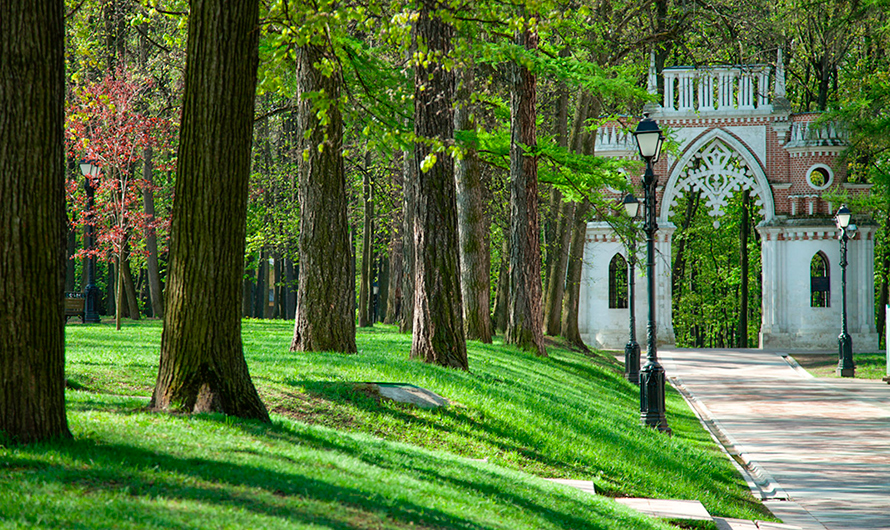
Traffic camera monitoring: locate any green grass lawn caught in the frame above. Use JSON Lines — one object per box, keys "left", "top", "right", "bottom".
{"left": 790, "top": 352, "right": 889, "bottom": 379}
{"left": 1, "top": 319, "right": 773, "bottom": 528}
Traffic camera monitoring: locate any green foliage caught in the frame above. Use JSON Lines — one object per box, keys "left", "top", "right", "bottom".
{"left": 671, "top": 190, "right": 763, "bottom": 348}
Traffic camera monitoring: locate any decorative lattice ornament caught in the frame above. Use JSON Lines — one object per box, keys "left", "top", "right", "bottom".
{"left": 670, "top": 139, "right": 765, "bottom": 228}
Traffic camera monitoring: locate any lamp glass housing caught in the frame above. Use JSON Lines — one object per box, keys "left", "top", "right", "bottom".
{"left": 633, "top": 117, "right": 663, "bottom": 160}
{"left": 836, "top": 205, "right": 852, "bottom": 229}
{"left": 623, "top": 194, "right": 640, "bottom": 218}
{"left": 79, "top": 161, "right": 100, "bottom": 178}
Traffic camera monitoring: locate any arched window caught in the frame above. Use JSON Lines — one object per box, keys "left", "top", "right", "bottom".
{"left": 810, "top": 252, "right": 830, "bottom": 308}
{"left": 609, "top": 253, "right": 629, "bottom": 309}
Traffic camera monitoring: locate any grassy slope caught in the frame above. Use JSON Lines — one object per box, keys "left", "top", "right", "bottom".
{"left": 2, "top": 319, "right": 772, "bottom": 528}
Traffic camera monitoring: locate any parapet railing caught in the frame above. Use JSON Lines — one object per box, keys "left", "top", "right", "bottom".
{"left": 660, "top": 66, "right": 773, "bottom": 114}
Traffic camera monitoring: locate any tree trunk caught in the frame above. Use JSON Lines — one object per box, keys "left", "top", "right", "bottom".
{"left": 378, "top": 254, "right": 389, "bottom": 322}
{"left": 399, "top": 145, "right": 416, "bottom": 333}
{"left": 0, "top": 0, "right": 70, "bottom": 444}
{"left": 122, "top": 243, "right": 141, "bottom": 320}
{"left": 263, "top": 254, "right": 275, "bottom": 319}
{"left": 272, "top": 253, "right": 282, "bottom": 319}
{"left": 561, "top": 199, "right": 591, "bottom": 351}
{"left": 410, "top": 0, "right": 467, "bottom": 370}
{"left": 284, "top": 258, "right": 296, "bottom": 320}
{"left": 143, "top": 146, "right": 165, "bottom": 318}
{"left": 254, "top": 248, "right": 267, "bottom": 318}
{"left": 66, "top": 224, "right": 76, "bottom": 292}
{"left": 384, "top": 229, "right": 403, "bottom": 325}
{"left": 242, "top": 258, "right": 254, "bottom": 318}
{"left": 671, "top": 190, "right": 701, "bottom": 301}
{"left": 544, "top": 200, "right": 574, "bottom": 336}
{"left": 151, "top": 0, "right": 269, "bottom": 421}
{"left": 506, "top": 26, "right": 545, "bottom": 357}
{"left": 492, "top": 235, "right": 510, "bottom": 334}
{"left": 454, "top": 66, "right": 492, "bottom": 343}
{"left": 290, "top": 42, "right": 357, "bottom": 353}
{"left": 359, "top": 160, "right": 374, "bottom": 327}
{"left": 738, "top": 190, "right": 750, "bottom": 348}
{"left": 544, "top": 90, "right": 591, "bottom": 336}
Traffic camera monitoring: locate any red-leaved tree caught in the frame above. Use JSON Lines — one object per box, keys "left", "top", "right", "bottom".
{"left": 65, "top": 70, "right": 173, "bottom": 329}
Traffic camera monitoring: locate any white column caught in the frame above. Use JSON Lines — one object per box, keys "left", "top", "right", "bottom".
{"left": 655, "top": 223, "right": 676, "bottom": 345}
{"left": 664, "top": 71, "right": 676, "bottom": 111}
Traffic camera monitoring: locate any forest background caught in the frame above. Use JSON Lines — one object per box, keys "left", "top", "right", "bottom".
{"left": 63, "top": 0, "right": 890, "bottom": 353}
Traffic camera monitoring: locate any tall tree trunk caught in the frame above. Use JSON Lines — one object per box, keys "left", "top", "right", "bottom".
{"left": 410, "top": 0, "right": 467, "bottom": 369}
{"left": 122, "top": 243, "right": 141, "bottom": 320}
{"left": 359, "top": 160, "right": 374, "bottom": 327}
{"left": 454, "top": 66, "right": 492, "bottom": 343}
{"left": 263, "top": 254, "right": 275, "bottom": 319}
{"left": 66, "top": 224, "right": 76, "bottom": 292}
{"left": 285, "top": 258, "right": 296, "bottom": 320}
{"left": 384, "top": 232, "right": 403, "bottom": 325}
{"left": 254, "top": 248, "right": 267, "bottom": 318}
{"left": 542, "top": 51, "right": 573, "bottom": 335}
{"left": 269, "top": 255, "right": 279, "bottom": 319}
{"left": 561, "top": 199, "right": 591, "bottom": 351}
{"left": 290, "top": 42, "right": 357, "bottom": 353}
{"left": 242, "top": 258, "right": 254, "bottom": 318}
{"left": 671, "top": 190, "right": 701, "bottom": 301}
{"left": 378, "top": 254, "right": 389, "bottom": 322}
{"left": 0, "top": 0, "right": 70, "bottom": 444}
{"left": 544, "top": 200, "right": 575, "bottom": 336}
{"left": 142, "top": 146, "right": 165, "bottom": 318}
{"left": 492, "top": 235, "right": 510, "bottom": 334}
{"left": 507, "top": 26, "right": 545, "bottom": 356}
{"left": 399, "top": 146, "right": 416, "bottom": 333}
{"left": 151, "top": 0, "right": 269, "bottom": 421}
{"left": 738, "top": 190, "right": 750, "bottom": 348}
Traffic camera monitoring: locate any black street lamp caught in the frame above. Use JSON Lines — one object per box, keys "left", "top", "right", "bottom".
{"left": 622, "top": 194, "right": 641, "bottom": 385}
{"left": 79, "top": 160, "right": 102, "bottom": 323}
{"left": 632, "top": 113, "right": 671, "bottom": 434}
{"left": 835, "top": 204, "right": 855, "bottom": 377}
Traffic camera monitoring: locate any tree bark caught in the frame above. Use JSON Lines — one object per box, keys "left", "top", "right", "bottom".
{"left": 410, "top": 0, "right": 467, "bottom": 369}
{"left": 142, "top": 146, "right": 165, "bottom": 318}
{"left": 151, "top": 0, "right": 269, "bottom": 421}
{"left": 561, "top": 198, "right": 591, "bottom": 351}
{"left": 254, "top": 248, "right": 267, "bottom": 318}
{"left": 359, "top": 159, "right": 374, "bottom": 327}
{"left": 0, "top": 0, "right": 70, "bottom": 443}
{"left": 400, "top": 145, "right": 416, "bottom": 333}
{"left": 492, "top": 235, "right": 510, "bottom": 334}
{"left": 290, "top": 42, "right": 357, "bottom": 353}
{"left": 544, "top": 90, "right": 591, "bottom": 336}
{"left": 121, "top": 243, "right": 141, "bottom": 320}
{"left": 454, "top": 66, "right": 492, "bottom": 343}
{"left": 507, "top": 26, "right": 546, "bottom": 356}
{"left": 384, "top": 230, "right": 403, "bottom": 325}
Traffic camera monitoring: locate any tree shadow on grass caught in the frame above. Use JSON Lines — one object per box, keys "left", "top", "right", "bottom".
{"left": 4, "top": 406, "right": 665, "bottom": 530}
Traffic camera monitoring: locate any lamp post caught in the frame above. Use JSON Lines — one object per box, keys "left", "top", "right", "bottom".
{"left": 79, "top": 160, "right": 102, "bottom": 323}
{"left": 835, "top": 205, "right": 855, "bottom": 377}
{"left": 633, "top": 113, "right": 670, "bottom": 434}
{"left": 622, "top": 194, "right": 641, "bottom": 385}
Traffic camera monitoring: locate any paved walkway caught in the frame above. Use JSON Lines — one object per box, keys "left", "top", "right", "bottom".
{"left": 660, "top": 348, "right": 890, "bottom": 530}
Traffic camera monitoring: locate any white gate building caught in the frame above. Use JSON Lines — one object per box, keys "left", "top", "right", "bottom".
{"left": 579, "top": 53, "right": 880, "bottom": 352}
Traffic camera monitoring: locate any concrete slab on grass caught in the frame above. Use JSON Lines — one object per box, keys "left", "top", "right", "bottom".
{"left": 363, "top": 383, "right": 449, "bottom": 409}
{"left": 614, "top": 498, "right": 711, "bottom": 521}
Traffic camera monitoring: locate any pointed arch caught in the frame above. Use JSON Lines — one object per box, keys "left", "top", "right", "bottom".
{"left": 661, "top": 129, "right": 775, "bottom": 225}
{"left": 608, "top": 253, "right": 628, "bottom": 309}
{"left": 810, "top": 251, "right": 830, "bottom": 308}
